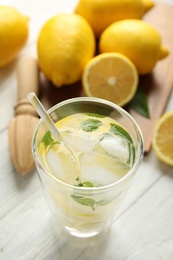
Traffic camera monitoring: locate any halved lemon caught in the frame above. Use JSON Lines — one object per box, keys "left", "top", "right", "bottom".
{"left": 152, "top": 111, "right": 173, "bottom": 166}
{"left": 82, "top": 52, "right": 138, "bottom": 107}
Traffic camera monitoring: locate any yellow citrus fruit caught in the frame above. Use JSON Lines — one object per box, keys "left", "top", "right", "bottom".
{"left": 99, "top": 19, "right": 169, "bottom": 75}
{"left": 0, "top": 6, "right": 28, "bottom": 68}
{"left": 75, "top": 0, "right": 154, "bottom": 37}
{"left": 37, "top": 13, "right": 96, "bottom": 87}
{"left": 152, "top": 111, "right": 173, "bottom": 166}
{"left": 82, "top": 52, "right": 138, "bottom": 107}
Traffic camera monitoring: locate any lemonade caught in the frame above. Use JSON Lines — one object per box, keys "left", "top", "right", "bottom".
{"left": 39, "top": 113, "right": 135, "bottom": 187}
{"left": 33, "top": 97, "right": 143, "bottom": 237}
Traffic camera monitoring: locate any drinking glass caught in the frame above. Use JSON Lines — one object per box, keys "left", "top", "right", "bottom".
{"left": 32, "top": 97, "right": 144, "bottom": 238}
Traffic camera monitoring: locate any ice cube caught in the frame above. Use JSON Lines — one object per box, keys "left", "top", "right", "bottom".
{"left": 61, "top": 131, "right": 97, "bottom": 153}
{"left": 80, "top": 151, "right": 129, "bottom": 186}
{"left": 45, "top": 143, "right": 80, "bottom": 185}
{"left": 94, "top": 134, "right": 130, "bottom": 163}
{"left": 46, "top": 149, "right": 65, "bottom": 180}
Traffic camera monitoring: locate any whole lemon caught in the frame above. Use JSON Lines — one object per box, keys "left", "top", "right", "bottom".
{"left": 75, "top": 0, "right": 154, "bottom": 37}
{"left": 99, "top": 19, "right": 169, "bottom": 75}
{"left": 0, "top": 6, "right": 28, "bottom": 68}
{"left": 37, "top": 13, "right": 96, "bottom": 87}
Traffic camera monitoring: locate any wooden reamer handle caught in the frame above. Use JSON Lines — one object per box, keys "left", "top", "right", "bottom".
{"left": 15, "top": 56, "right": 39, "bottom": 116}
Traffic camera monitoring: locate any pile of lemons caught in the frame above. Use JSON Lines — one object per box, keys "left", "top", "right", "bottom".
{"left": 0, "top": 2, "right": 169, "bottom": 99}
{"left": 37, "top": 0, "right": 169, "bottom": 106}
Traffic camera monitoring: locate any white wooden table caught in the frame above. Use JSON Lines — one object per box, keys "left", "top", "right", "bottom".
{"left": 0, "top": 1, "right": 173, "bottom": 259}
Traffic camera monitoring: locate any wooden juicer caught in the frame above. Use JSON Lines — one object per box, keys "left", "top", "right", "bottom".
{"left": 8, "top": 56, "right": 40, "bottom": 176}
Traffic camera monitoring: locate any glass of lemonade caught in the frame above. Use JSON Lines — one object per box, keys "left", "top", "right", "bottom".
{"left": 32, "top": 97, "right": 143, "bottom": 238}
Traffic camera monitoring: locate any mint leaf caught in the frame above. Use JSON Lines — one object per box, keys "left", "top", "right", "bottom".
{"left": 129, "top": 87, "right": 150, "bottom": 118}
{"left": 71, "top": 195, "right": 96, "bottom": 211}
{"left": 95, "top": 200, "right": 110, "bottom": 207}
{"left": 80, "top": 119, "right": 103, "bottom": 132}
{"left": 85, "top": 113, "right": 105, "bottom": 118}
{"left": 42, "top": 130, "right": 59, "bottom": 148}
{"left": 71, "top": 195, "right": 112, "bottom": 211}
{"left": 109, "top": 123, "right": 133, "bottom": 144}
{"left": 83, "top": 182, "right": 95, "bottom": 187}
{"left": 74, "top": 177, "right": 95, "bottom": 187}
{"left": 110, "top": 124, "right": 135, "bottom": 163}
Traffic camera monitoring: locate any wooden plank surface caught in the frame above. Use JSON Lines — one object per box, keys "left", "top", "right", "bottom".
{"left": 0, "top": 1, "right": 173, "bottom": 260}
{"left": 41, "top": 2, "right": 173, "bottom": 153}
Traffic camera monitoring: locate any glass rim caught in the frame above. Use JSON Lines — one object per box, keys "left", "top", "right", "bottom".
{"left": 32, "top": 97, "right": 144, "bottom": 191}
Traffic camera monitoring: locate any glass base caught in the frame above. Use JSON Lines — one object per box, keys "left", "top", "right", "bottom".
{"left": 64, "top": 225, "right": 109, "bottom": 238}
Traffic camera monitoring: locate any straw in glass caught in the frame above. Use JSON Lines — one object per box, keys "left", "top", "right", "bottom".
{"left": 27, "top": 92, "right": 60, "bottom": 140}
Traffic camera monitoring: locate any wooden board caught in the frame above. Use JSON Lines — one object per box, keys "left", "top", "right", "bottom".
{"left": 41, "top": 1, "right": 173, "bottom": 153}
{"left": 129, "top": 2, "right": 173, "bottom": 153}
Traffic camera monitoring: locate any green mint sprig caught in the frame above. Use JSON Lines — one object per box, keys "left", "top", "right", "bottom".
{"left": 84, "top": 113, "right": 105, "bottom": 118}
{"left": 42, "top": 130, "right": 59, "bottom": 148}
{"left": 72, "top": 177, "right": 110, "bottom": 211}
{"left": 71, "top": 195, "right": 110, "bottom": 211}
{"left": 74, "top": 177, "right": 95, "bottom": 187}
{"left": 109, "top": 123, "right": 135, "bottom": 164}
{"left": 109, "top": 123, "right": 133, "bottom": 144}
{"left": 80, "top": 119, "right": 103, "bottom": 132}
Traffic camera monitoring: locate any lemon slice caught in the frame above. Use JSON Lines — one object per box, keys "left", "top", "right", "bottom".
{"left": 152, "top": 111, "right": 173, "bottom": 166}
{"left": 82, "top": 52, "right": 138, "bottom": 107}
